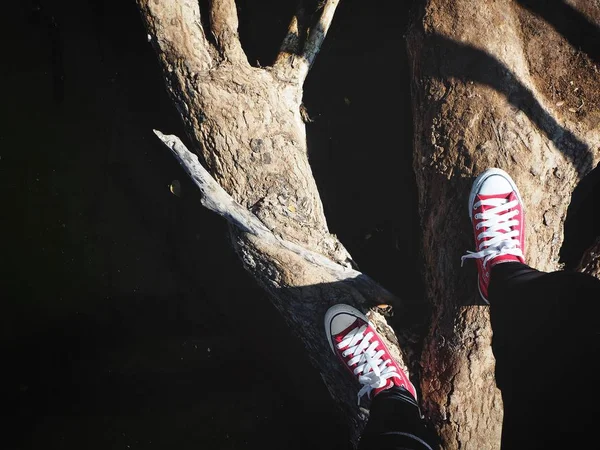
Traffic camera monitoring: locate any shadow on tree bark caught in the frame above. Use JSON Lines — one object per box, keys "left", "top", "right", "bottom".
{"left": 419, "top": 34, "right": 593, "bottom": 177}
{"left": 516, "top": 0, "right": 600, "bottom": 66}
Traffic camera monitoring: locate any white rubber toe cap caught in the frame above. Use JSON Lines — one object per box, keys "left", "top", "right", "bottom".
{"left": 478, "top": 174, "right": 513, "bottom": 195}
{"left": 324, "top": 304, "right": 367, "bottom": 353}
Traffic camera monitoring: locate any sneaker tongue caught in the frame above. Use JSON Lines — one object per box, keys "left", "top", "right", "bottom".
{"left": 475, "top": 193, "right": 512, "bottom": 215}
{"left": 334, "top": 320, "right": 362, "bottom": 344}
{"left": 477, "top": 191, "right": 517, "bottom": 203}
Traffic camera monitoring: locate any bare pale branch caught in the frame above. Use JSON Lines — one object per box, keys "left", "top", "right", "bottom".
{"left": 137, "top": 0, "right": 215, "bottom": 73}
{"left": 297, "top": 0, "right": 340, "bottom": 83}
{"left": 154, "top": 129, "right": 270, "bottom": 236}
{"left": 209, "top": 0, "right": 248, "bottom": 64}
{"left": 153, "top": 130, "right": 399, "bottom": 306}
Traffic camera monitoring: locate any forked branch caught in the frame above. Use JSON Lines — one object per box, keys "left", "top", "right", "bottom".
{"left": 275, "top": 0, "right": 341, "bottom": 84}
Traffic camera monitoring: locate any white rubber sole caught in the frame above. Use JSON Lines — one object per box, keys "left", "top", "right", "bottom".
{"left": 324, "top": 304, "right": 367, "bottom": 354}
{"left": 467, "top": 168, "right": 524, "bottom": 220}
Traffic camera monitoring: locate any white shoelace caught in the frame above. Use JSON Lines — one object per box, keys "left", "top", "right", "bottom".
{"left": 461, "top": 197, "right": 523, "bottom": 267}
{"left": 337, "top": 324, "right": 401, "bottom": 404}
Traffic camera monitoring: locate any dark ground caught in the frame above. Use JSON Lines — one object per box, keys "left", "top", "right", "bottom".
{"left": 2, "top": 1, "right": 424, "bottom": 449}
{"left": 3, "top": 1, "right": 598, "bottom": 449}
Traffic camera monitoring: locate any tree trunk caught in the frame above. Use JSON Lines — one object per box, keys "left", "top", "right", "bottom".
{"left": 407, "top": 0, "right": 600, "bottom": 448}
{"left": 136, "top": 0, "right": 413, "bottom": 444}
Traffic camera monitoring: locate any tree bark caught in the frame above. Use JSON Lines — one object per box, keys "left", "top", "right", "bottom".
{"left": 407, "top": 0, "right": 600, "bottom": 448}
{"left": 136, "top": 0, "right": 414, "bottom": 444}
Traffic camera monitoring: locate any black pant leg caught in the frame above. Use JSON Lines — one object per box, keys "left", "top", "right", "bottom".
{"left": 358, "top": 387, "right": 435, "bottom": 450}
{"left": 488, "top": 262, "right": 600, "bottom": 449}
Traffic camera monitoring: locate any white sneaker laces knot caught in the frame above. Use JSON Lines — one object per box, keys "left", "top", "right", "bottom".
{"left": 461, "top": 197, "right": 523, "bottom": 267}
{"left": 338, "top": 324, "right": 401, "bottom": 404}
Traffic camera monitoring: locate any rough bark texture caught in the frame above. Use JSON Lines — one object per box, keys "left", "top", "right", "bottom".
{"left": 407, "top": 0, "right": 600, "bottom": 448}
{"left": 137, "top": 0, "right": 412, "bottom": 444}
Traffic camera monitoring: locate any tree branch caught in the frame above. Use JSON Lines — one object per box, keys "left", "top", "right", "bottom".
{"left": 274, "top": 3, "right": 307, "bottom": 67}
{"left": 297, "top": 0, "right": 340, "bottom": 83}
{"left": 154, "top": 130, "right": 270, "bottom": 236}
{"left": 137, "top": 0, "right": 215, "bottom": 73}
{"left": 273, "top": 0, "right": 340, "bottom": 84}
{"left": 153, "top": 130, "right": 399, "bottom": 306}
{"left": 209, "top": 0, "right": 248, "bottom": 64}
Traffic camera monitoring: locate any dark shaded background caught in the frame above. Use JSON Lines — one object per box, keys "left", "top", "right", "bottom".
{"left": 2, "top": 1, "right": 424, "bottom": 448}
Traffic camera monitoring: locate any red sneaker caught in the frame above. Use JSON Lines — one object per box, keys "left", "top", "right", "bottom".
{"left": 324, "top": 304, "right": 417, "bottom": 404}
{"left": 461, "top": 168, "right": 526, "bottom": 302}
